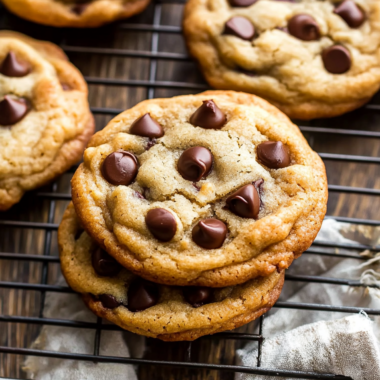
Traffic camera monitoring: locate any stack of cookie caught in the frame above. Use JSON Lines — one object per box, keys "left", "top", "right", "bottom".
{"left": 59, "top": 91, "right": 327, "bottom": 341}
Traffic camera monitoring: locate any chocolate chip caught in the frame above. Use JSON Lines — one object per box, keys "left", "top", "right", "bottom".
{"left": 146, "top": 208, "right": 177, "bottom": 242}
{"left": 287, "top": 14, "right": 320, "bottom": 41}
{"left": 72, "top": 3, "right": 88, "bottom": 15}
{"left": 183, "top": 287, "right": 213, "bottom": 308}
{"left": 257, "top": 141, "right": 290, "bottom": 169}
{"left": 0, "top": 52, "right": 30, "bottom": 77}
{"left": 127, "top": 278, "right": 159, "bottom": 312}
{"left": 192, "top": 219, "right": 227, "bottom": 249}
{"left": 92, "top": 247, "right": 121, "bottom": 277}
{"left": 225, "top": 17, "right": 255, "bottom": 41}
{"left": 177, "top": 147, "right": 213, "bottom": 182}
{"left": 322, "top": 45, "right": 351, "bottom": 74}
{"left": 226, "top": 184, "right": 260, "bottom": 219}
{"left": 101, "top": 151, "right": 138, "bottom": 186}
{"left": 99, "top": 294, "right": 121, "bottom": 309}
{"left": 130, "top": 113, "right": 164, "bottom": 138}
{"left": 0, "top": 96, "right": 29, "bottom": 126}
{"left": 190, "top": 100, "right": 226, "bottom": 129}
{"left": 334, "top": 0, "right": 365, "bottom": 28}
{"left": 229, "top": 0, "right": 258, "bottom": 7}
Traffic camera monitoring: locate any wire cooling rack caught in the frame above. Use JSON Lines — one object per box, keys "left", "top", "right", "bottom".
{"left": 1, "top": 1, "right": 380, "bottom": 379}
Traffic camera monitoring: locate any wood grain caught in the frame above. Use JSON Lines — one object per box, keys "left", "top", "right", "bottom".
{"left": 1, "top": 2, "right": 380, "bottom": 379}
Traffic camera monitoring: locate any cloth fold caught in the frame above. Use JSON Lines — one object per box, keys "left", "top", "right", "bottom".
{"left": 237, "top": 314, "right": 380, "bottom": 380}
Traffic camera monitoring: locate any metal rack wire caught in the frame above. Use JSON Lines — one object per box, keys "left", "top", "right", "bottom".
{"left": 1, "top": 1, "right": 380, "bottom": 379}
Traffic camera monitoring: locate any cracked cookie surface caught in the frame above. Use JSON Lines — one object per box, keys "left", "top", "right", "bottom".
{"left": 2, "top": 0, "right": 150, "bottom": 28}
{"left": 0, "top": 31, "right": 94, "bottom": 211}
{"left": 71, "top": 91, "right": 327, "bottom": 287}
{"left": 183, "top": 0, "right": 380, "bottom": 119}
{"left": 59, "top": 202, "right": 285, "bottom": 341}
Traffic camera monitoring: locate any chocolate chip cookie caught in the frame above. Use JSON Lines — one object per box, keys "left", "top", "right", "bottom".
{"left": 183, "top": 0, "right": 380, "bottom": 119}
{"left": 71, "top": 91, "right": 327, "bottom": 287}
{"left": 0, "top": 31, "right": 94, "bottom": 211}
{"left": 59, "top": 203, "right": 285, "bottom": 341}
{"left": 2, "top": 0, "right": 150, "bottom": 28}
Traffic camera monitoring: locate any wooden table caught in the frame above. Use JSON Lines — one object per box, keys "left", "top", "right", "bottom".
{"left": 1, "top": 2, "right": 380, "bottom": 379}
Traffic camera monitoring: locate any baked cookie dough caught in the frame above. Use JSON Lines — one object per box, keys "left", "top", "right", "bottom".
{"left": 59, "top": 203, "right": 285, "bottom": 341}
{"left": 2, "top": 0, "right": 150, "bottom": 28}
{"left": 71, "top": 91, "right": 327, "bottom": 287}
{"left": 0, "top": 31, "right": 94, "bottom": 211}
{"left": 183, "top": 0, "right": 380, "bottom": 119}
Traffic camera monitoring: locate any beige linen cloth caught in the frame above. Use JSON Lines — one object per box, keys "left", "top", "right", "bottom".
{"left": 236, "top": 219, "right": 380, "bottom": 380}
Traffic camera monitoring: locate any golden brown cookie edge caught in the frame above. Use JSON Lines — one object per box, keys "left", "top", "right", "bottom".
{"left": 81, "top": 272, "right": 284, "bottom": 341}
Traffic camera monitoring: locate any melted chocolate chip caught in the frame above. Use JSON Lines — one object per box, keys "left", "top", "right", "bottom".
{"left": 146, "top": 208, "right": 177, "bottom": 242}
{"left": 99, "top": 294, "right": 121, "bottom": 309}
{"left": 146, "top": 138, "right": 157, "bottom": 150}
{"left": 127, "top": 278, "right": 159, "bottom": 312}
{"left": 226, "top": 184, "right": 260, "bottom": 219}
{"left": 190, "top": 100, "right": 226, "bottom": 129}
{"left": 177, "top": 146, "right": 213, "bottom": 182}
{"left": 257, "top": 141, "right": 290, "bottom": 169}
{"left": 0, "top": 96, "right": 29, "bottom": 126}
{"left": 130, "top": 113, "right": 164, "bottom": 138}
{"left": 287, "top": 14, "right": 320, "bottom": 41}
{"left": 72, "top": 3, "right": 88, "bottom": 15}
{"left": 334, "top": 0, "right": 365, "bottom": 28}
{"left": 92, "top": 247, "right": 121, "bottom": 277}
{"left": 229, "top": 0, "right": 257, "bottom": 7}
{"left": 322, "top": 45, "right": 351, "bottom": 74}
{"left": 0, "top": 52, "right": 30, "bottom": 77}
{"left": 183, "top": 287, "right": 213, "bottom": 308}
{"left": 192, "top": 219, "right": 227, "bottom": 249}
{"left": 225, "top": 17, "right": 255, "bottom": 41}
{"left": 101, "top": 151, "right": 138, "bottom": 186}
